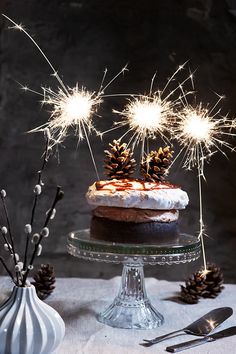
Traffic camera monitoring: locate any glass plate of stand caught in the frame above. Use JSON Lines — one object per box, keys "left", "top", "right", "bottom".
{"left": 67, "top": 229, "right": 201, "bottom": 330}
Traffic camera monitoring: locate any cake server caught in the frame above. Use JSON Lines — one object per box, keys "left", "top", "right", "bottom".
{"left": 140, "top": 307, "right": 233, "bottom": 347}
{"left": 166, "top": 326, "right": 236, "bottom": 352}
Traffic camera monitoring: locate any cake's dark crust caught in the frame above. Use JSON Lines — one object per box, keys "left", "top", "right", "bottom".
{"left": 90, "top": 216, "right": 179, "bottom": 244}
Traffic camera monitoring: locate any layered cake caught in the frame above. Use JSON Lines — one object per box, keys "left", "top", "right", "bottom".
{"left": 86, "top": 141, "right": 189, "bottom": 244}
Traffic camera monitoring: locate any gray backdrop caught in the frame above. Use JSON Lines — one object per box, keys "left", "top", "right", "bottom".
{"left": 0, "top": 0, "right": 236, "bottom": 282}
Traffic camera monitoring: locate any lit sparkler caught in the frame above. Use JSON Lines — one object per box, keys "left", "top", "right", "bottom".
{"left": 34, "top": 86, "right": 103, "bottom": 145}
{"left": 2, "top": 14, "right": 127, "bottom": 180}
{"left": 105, "top": 65, "right": 193, "bottom": 159}
{"left": 175, "top": 99, "right": 236, "bottom": 175}
{"left": 174, "top": 95, "right": 236, "bottom": 271}
{"left": 114, "top": 93, "right": 172, "bottom": 158}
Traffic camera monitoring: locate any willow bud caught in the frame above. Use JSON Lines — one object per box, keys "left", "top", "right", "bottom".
{"left": 47, "top": 208, "right": 56, "bottom": 220}
{"left": 31, "top": 233, "right": 40, "bottom": 244}
{"left": 0, "top": 189, "right": 6, "bottom": 198}
{"left": 1, "top": 226, "right": 8, "bottom": 235}
{"left": 24, "top": 224, "right": 32, "bottom": 234}
{"left": 37, "top": 244, "right": 42, "bottom": 256}
{"left": 11, "top": 253, "right": 20, "bottom": 262}
{"left": 15, "top": 264, "right": 21, "bottom": 272}
{"left": 34, "top": 184, "right": 42, "bottom": 195}
{"left": 17, "top": 262, "right": 24, "bottom": 270}
{"left": 41, "top": 227, "right": 49, "bottom": 238}
{"left": 4, "top": 243, "right": 11, "bottom": 251}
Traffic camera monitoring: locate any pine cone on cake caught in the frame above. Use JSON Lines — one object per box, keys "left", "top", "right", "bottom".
{"left": 180, "top": 271, "right": 207, "bottom": 304}
{"left": 140, "top": 146, "right": 173, "bottom": 182}
{"left": 32, "top": 264, "right": 56, "bottom": 300}
{"left": 104, "top": 140, "right": 136, "bottom": 179}
{"left": 200, "top": 263, "right": 224, "bottom": 298}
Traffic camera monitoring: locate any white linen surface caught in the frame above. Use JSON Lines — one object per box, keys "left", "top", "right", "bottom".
{"left": 0, "top": 276, "right": 236, "bottom": 354}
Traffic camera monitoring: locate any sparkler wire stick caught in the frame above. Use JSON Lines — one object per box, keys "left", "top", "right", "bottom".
{"left": 141, "top": 132, "right": 145, "bottom": 161}
{"left": 81, "top": 121, "right": 99, "bottom": 179}
{"left": 197, "top": 152, "right": 207, "bottom": 271}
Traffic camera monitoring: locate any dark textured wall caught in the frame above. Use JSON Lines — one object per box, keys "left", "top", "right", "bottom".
{"left": 0, "top": 0, "right": 236, "bottom": 282}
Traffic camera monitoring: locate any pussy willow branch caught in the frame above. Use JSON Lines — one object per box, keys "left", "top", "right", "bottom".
{"left": 43, "top": 186, "right": 64, "bottom": 228}
{"left": 0, "top": 227, "right": 13, "bottom": 255}
{"left": 0, "top": 196, "right": 17, "bottom": 266}
{"left": 0, "top": 195, "right": 18, "bottom": 287}
{"left": 23, "top": 136, "right": 50, "bottom": 271}
{"left": 31, "top": 137, "right": 50, "bottom": 226}
{"left": 22, "top": 186, "right": 64, "bottom": 286}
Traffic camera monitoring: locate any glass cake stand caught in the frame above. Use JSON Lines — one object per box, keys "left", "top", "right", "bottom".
{"left": 67, "top": 229, "right": 201, "bottom": 330}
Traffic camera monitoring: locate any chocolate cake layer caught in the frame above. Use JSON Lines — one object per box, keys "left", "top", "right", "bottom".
{"left": 90, "top": 216, "right": 179, "bottom": 244}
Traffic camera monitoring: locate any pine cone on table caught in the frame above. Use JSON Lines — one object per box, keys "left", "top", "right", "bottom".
{"left": 180, "top": 263, "right": 224, "bottom": 304}
{"left": 180, "top": 271, "right": 208, "bottom": 304}
{"left": 200, "top": 263, "right": 224, "bottom": 298}
{"left": 140, "top": 146, "right": 173, "bottom": 182}
{"left": 104, "top": 140, "right": 136, "bottom": 179}
{"left": 32, "top": 264, "right": 56, "bottom": 300}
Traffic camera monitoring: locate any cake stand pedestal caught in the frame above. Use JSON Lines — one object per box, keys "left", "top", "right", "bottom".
{"left": 67, "top": 230, "right": 201, "bottom": 329}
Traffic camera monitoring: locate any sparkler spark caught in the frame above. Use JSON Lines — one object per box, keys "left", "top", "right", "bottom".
{"left": 113, "top": 93, "right": 173, "bottom": 152}
{"left": 30, "top": 85, "right": 103, "bottom": 145}
{"left": 175, "top": 100, "right": 236, "bottom": 176}
{"left": 107, "top": 64, "right": 192, "bottom": 159}
{"left": 2, "top": 14, "right": 127, "bottom": 180}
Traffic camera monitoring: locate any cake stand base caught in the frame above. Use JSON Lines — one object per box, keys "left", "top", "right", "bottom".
{"left": 97, "top": 262, "right": 164, "bottom": 329}
{"left": 68, "top": 229, "right": 201, "bottom": 329}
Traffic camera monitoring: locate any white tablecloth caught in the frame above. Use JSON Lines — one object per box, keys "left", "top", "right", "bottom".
{"left": 0, "top": 276, "right": 236, "bottom": 353}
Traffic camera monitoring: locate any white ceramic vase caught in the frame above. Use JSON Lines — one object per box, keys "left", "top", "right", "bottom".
{"left": 0, "top": 285, "right": 65, "bottom": 354}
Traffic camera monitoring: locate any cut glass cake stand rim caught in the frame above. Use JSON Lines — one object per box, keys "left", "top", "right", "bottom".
{"left": 67, "top": 229, "right": 201, "bottom": 265}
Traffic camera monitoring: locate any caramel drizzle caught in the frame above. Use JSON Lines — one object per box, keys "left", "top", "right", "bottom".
{"left": 95, "top": 179, "right": 179, "bottom": 191}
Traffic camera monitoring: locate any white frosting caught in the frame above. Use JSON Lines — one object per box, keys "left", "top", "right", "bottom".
{"left": 86, "top": 181, "right": 189, "bottom": 210}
